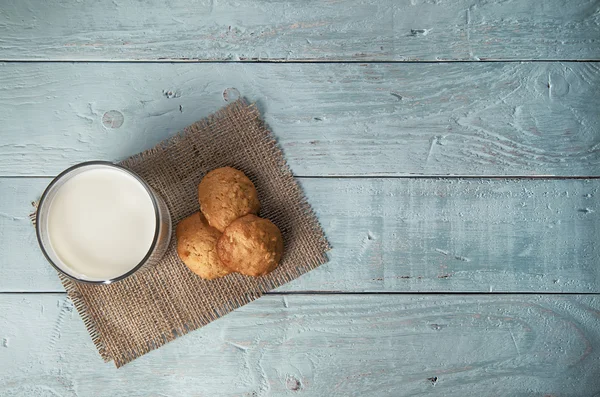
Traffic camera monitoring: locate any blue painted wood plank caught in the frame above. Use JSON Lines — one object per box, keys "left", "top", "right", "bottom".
{"left": 1, "top": 294, "right": 598, "bottom": 395}
{"left": 1, "top": 0, "right": 599, "bottom": 61}
{"left": 1, "top": 177, "right": 597, "bottom": 293}
{"left": 0, "top": 62, "right": 598, "bottom": 177}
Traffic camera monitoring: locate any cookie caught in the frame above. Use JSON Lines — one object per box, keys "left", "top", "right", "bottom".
{"left": 217, "top": 214, "right": 283, "bottom": 277}
{"left": 198, "top": 167, "right": 261, "bottom": 232}
{"left": 176, "top": 212, "right": 232, "bottom": 280}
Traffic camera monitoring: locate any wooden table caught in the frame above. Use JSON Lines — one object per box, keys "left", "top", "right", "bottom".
{"left": 1, "top": 1, "right": 599, "bottom": 395}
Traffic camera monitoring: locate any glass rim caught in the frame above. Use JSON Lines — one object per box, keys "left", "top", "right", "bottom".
{"left": 35, "top": 161, "right": 161, "bottom": 285}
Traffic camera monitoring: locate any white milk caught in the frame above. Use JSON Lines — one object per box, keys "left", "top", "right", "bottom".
{"left": 47, "top": 167, "right": 156, "bottom": 281}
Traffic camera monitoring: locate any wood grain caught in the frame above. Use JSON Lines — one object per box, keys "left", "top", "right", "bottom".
{"left": 3, "top": 177, "right": 598, "bottom": 293}
{"left": 1, "top": 293, "right": 599, "bottom": 396}
{"left": 2, "top": 0, "right": 599, "bottom": 391}
{"left": 1, "top": 0, "right": 599, "bottom": 61}
{"left": 0, "top": 62, "right": 598, "bottom": 177}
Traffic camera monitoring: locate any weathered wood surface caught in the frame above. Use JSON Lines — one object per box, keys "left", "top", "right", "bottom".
{"left": 2, "top": 0, "right": 599, "bottom": 391}
{"left": 1, "top": 0, "right": 600, "bottom": 62}
{"left": 1, "top": 294, "right": 599, "bottom": 396}
{"left": 0, "top": 62, "right": 599, "bottom": 177}
{"left": 2, "top": 177, "right": 598, "bottom": 293}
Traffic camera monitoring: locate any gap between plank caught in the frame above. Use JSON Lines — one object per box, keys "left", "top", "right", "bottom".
{"left": 2, "top": 175, "right": 600, "bottom": 180}
{"left": 2, "top": 291, "right": 600, "bottom": 296}
{"left": 268, "top": 291, "right": 600, "bottom": 296}
{"left": 297, "top": 175, "right": 600, "bottom": 180}
{"left": 1, "top": 59, "right": 599, "bottom": 64}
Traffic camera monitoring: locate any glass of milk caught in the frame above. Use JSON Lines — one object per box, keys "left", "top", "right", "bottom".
{"left": 36, "top": 161, "right": 172, "bottom": 284}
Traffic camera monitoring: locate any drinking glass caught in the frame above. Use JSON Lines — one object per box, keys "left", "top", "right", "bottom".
{"left": 36, "top": 161, "right": 172, "bottom": 284}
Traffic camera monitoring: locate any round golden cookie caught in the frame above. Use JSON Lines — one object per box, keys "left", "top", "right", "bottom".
{"left": 217, "top": 214, "right": 284, "bottom": 277}
{"left": 198, "top": 167, "right": 261, "bottom": 232}
{"left": 176, "top": 212, "right": 232, "bottom": 280}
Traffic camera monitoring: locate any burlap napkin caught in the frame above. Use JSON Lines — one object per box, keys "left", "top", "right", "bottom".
{"left": 35, "top": 99, "right": 330, "bottom": 367}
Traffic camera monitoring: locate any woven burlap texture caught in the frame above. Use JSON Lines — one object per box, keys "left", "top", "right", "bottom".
{"left": 50, "top": 99, "right": 329, "bottom": 367}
